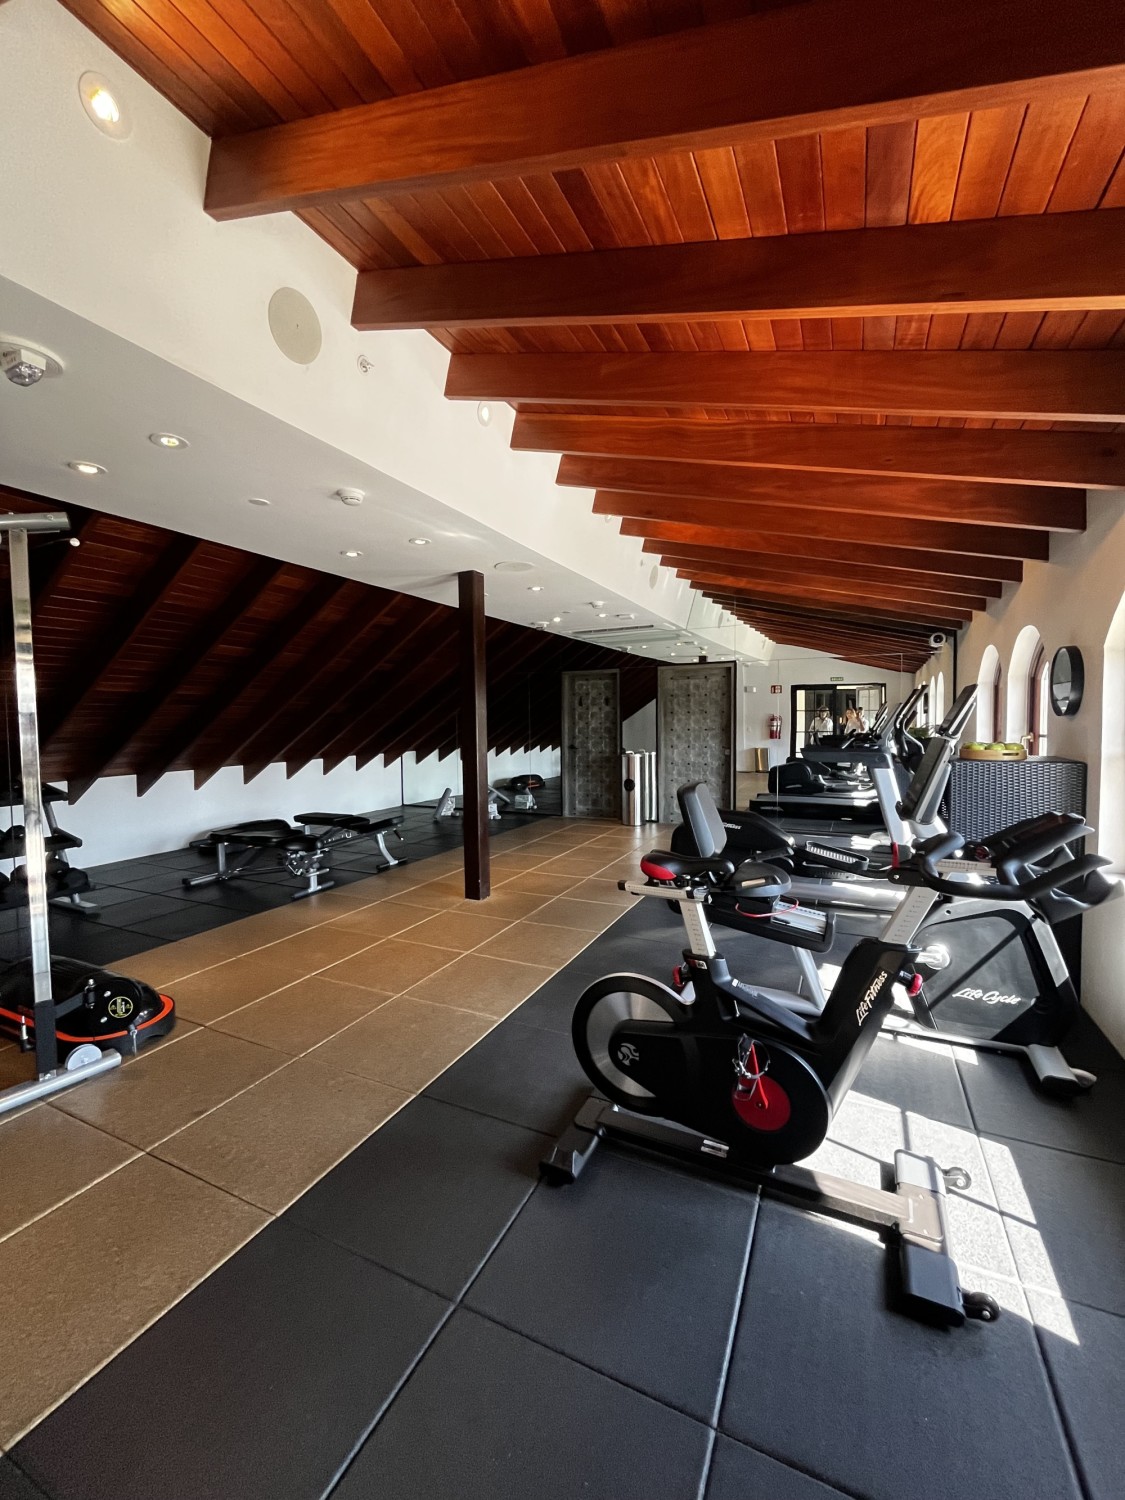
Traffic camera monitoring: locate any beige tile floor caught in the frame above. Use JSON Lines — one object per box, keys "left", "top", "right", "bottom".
{"left": 0, "top": 815, "right": 663, "bottom": 1448}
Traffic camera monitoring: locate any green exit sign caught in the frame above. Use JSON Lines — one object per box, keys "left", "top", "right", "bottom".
{"left": 829, "top": 676, "right": 844, "bottom": 682}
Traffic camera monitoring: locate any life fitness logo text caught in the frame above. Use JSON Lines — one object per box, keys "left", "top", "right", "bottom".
{"left": 855, "top": 971, "right": 888, "bottom": 1026}
{"left": 952, "top": 986, "right": 1025, "bottom": 1007}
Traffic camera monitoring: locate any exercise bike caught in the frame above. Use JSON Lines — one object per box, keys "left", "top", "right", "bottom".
{"left": 543, "top": 817, "right": 1108, "bottom": 1326}
{"left": 672, "top": 782, "right": 1113, "bottom": 1096}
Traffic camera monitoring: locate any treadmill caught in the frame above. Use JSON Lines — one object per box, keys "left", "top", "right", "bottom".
{"left": 755, "top": 693, "right": 916, "bottom": 821}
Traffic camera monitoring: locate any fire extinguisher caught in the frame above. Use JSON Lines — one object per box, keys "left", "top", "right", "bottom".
{"left": 768, "top": 713, "right": 782, "bottom": 740}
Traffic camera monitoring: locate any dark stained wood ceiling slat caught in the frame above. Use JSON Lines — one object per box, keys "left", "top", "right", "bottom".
{"left": 655, "top": 546, "right": 1004, "bottom": 599}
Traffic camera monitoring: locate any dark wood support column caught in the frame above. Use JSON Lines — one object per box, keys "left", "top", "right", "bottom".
{"left": 458, "top": 569, "right": 490, "bottom": 900}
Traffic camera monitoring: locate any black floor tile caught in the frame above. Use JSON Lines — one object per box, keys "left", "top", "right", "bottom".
{"left": 122, "top": 906, "right": 247, "bottom": 941}
{"left": 988, "top": 1137, "right": 1125, "bottom": 1316}
{"left": 705, "top": 1437, "right": 851, "bottom": 1500}
{"left": 52, "top": 928, "right": 164, "bottom": 967}
{"left": 848, "top": 1033, "right": 973, "bottom": 1128}
{"left": 331, "top": 1308, "right": 711, "bottom": 1500}
{"left": 286, "top": 1097, "right": 546, "bottom": 1299}
{"left": 0, "top": 1459, "right": 51, "bottom": 1500}
{"left": 87, "top": 893, "right": 197, "bottom": 927}
{"left": 425, "top": 1016, "right": 592, "bottom": 1136}
{"left": 721, "top": 1200, "right": 1080, "bottom": 1500}
{"left": 467, "top": 1147, "right": 756, "bottom": 1422}
{"left": 12, "top": 1220, "right": 448, "bottom": 1500}
{"left": 958, "top": 1053, "right": 1125, "bottom": 1164}
{"left": 510, "top": 967, "right": 584, "bottom": 1035}
{"left": 109, "top": 869, "right": 199, "bottom": 896}
{"left": 1027, "top": 1295, "right": 1125, "bottom": 1500}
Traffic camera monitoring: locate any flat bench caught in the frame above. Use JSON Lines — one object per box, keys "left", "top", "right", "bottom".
{"left": 185, "top": 813, "right": 406, "bottom": 900}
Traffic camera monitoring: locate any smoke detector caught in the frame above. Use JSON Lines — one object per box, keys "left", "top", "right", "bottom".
{"left": 335, "top": 488, "right": 365, "bottom": 507}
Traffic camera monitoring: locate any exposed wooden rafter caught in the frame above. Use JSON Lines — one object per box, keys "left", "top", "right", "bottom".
{"left": 512, "top": 415, "right": 1125, "bottom": 491}
{"left": 594, "top": 492, "right": 1052, "bottom": 560}
{"left": 204, "top": 0, "right": 1125, "bottom": 218}
{"left": 354, "top": 209, "right": 1125, "bottom": 329}
{"left": 561, "top": 456, "right": 1082, "bottom": 530}
{"left": 448, "top": 351, "right": 1125, "bottom": 424}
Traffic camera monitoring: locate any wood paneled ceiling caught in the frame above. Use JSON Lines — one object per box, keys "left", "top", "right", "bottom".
{"left": 0, "top": 489, "right": 654, "bottom": 796}
{"left": 60, "top": 0, "right": 1125, "bottom": 669}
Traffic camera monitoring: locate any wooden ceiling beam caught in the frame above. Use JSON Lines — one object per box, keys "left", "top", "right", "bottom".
{"left": 636, "top": 532, "right": 1017, "bottom": 587}
{"left": 205, "top": 0, "right": 1125, "bottom": 219}
{"left": 596, "top": 491, "right": 1050, "bottom": 561}
{"left": 718, "top": 609, "right": 927, "bottom": 660}
{"left": 681, "top": 573, "right": 969, "bottom": 627}
{"left": 355, "top": 209, "right": 1125, "bottom": 329}
{"left": 657, "top": 548, "right": 1001, "bottom": 601}
{"left": 701, "top": 597, "right": 933, "bottom": 653}
{"left": 561, "top": 455, "right": 1080, "bottom": 530}
{"left": 514, "top": 414, "right": 1124, "bottom": 490}
{"left": 449, "top": 351, "right": 1124, "bottom": 424}
{"left": 700, "top": 591, "right": 941, "bottom": 636}
{"left": 677, "top": 568, "right": 985, "bottom": 618}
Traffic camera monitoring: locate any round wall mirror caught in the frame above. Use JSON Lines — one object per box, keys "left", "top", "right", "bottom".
{"left": 1049, "top": 646, "right": 1084, "bottom": 717}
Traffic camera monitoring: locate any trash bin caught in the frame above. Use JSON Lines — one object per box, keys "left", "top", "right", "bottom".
{"left": 754, "top": 747, "right": 769, "bottom": 773}
{"left": 622, "top": 751, "right": 657, "bottom": 825}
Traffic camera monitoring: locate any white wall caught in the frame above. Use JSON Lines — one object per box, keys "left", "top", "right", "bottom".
{"left": 739, "top": 651, "right": 913, "bottom": 768}
{"left": 43, "top": 757, "right": 403, "bottom": 867}
{"left": 956, "top": 492, "right": 1125, "bottom": 1051}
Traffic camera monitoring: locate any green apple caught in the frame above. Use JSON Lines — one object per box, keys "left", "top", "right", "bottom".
{"left": 1004, "top": 743, "right": 1024, "bottom": 753}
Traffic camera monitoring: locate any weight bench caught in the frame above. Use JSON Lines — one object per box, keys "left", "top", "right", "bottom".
{"left": 185, "top": 813, "right": 406, "bottom": 900}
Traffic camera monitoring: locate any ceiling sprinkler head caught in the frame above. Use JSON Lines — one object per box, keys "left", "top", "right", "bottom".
{"left": 2, "top": 346, "right": 49, "bottom": 387}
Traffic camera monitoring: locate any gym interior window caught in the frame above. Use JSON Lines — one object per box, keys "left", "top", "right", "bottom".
{"left": 976, "top": 645, "right": 1001, "bottom": 741}
{"left": 1028, "top": 640, "right": 1050, "bottom": 756}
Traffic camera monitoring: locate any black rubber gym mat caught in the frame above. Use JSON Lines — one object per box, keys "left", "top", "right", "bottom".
{"left": 424, "top": 1015, "right": 592, "bottom": 1136}
{"left": 956, "top": 1051, "right": 1125, "bottom": 1164}
{"left": 466, "top": 1147, "right": 757, "bottom": 1422}
{"left": 330, "top": 1309, "right": 712, "bottom": 1500}
{"left": 721, "top": 1199, "right": 1081, "bottom": 1500}
{"left": 285, "top": 1096, "right": 547, "bottom": 1299}
{"left": 12, "top": 1220, "right": 448, "bottom": 1500}
{"left": 0, "top": 1459, "right": 52, "bottom": 1500}
{"left": 704, "top": 1437, "right": 851, "bottom": 1500}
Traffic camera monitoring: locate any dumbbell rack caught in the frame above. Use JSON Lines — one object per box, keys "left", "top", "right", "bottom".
{"left": 0, "top": 781, "right": 97, "bottom": 913}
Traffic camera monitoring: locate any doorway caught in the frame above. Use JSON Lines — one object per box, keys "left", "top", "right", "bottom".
{"left": 561, "top": 669, "right": 621, "bottom": 818}
{"left": 656, "top": 662, "right": 736, "bottom": 822}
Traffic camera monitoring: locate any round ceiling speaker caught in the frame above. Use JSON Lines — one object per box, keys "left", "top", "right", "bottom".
{"left": 493, "top": 560, "right": 534, "bottom": 573}
{"left": 268, "top": 288, "right": 322, "bottom": 365}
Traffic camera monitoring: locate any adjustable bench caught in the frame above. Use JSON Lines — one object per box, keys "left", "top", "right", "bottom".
{"left": 185, "top": 812, "right": 406, "bottom": 900}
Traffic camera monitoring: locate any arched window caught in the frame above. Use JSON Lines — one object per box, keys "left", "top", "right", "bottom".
{"left": 933, "top": 671, "right": 946, "bottom": 724}
{"left": 1028, "top": 641, "right": 1051, "bottom": 756}
{"left": 976, "top": 645, "right": 1001, "bottom": 741}
{"left": 1102, "top": 592, "right": 1125, "bottom": 872}
{"left": 1007, "top": 625, "right": 1042, "bottom": 746}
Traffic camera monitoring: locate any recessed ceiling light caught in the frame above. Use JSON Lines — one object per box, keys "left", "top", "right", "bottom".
{"left": 551, "top": 615, "right": 562, "bottom": 623}
{"left": 340, "top": 549, "right": 363, "bottom": 559}
{"left": 408, "top": 537, "right": 431, "bottom": 546}
{"left": 616, "top": 613, "right": 636, "bottom": 620}
{"left": 527, "top": 585, "right": 543, "bottom": 592}
{"left": 66, "top": 460, "right": 104, "bottom": 476}
{"left": 477, "top": 401, "right": 493, "bottom": 426}
{"left": 149, "top": 432, "right": 188, "bottom": 449}
{"left": 78, "top": 72, "right": 130, "bottom": 138}
{"left": 248, "top": 496, "right": 271, "bottom": 507}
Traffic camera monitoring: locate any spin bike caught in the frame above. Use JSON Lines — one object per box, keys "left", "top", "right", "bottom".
{"left": 542, "top": 818, "right": 1108, "bottom": 1326}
